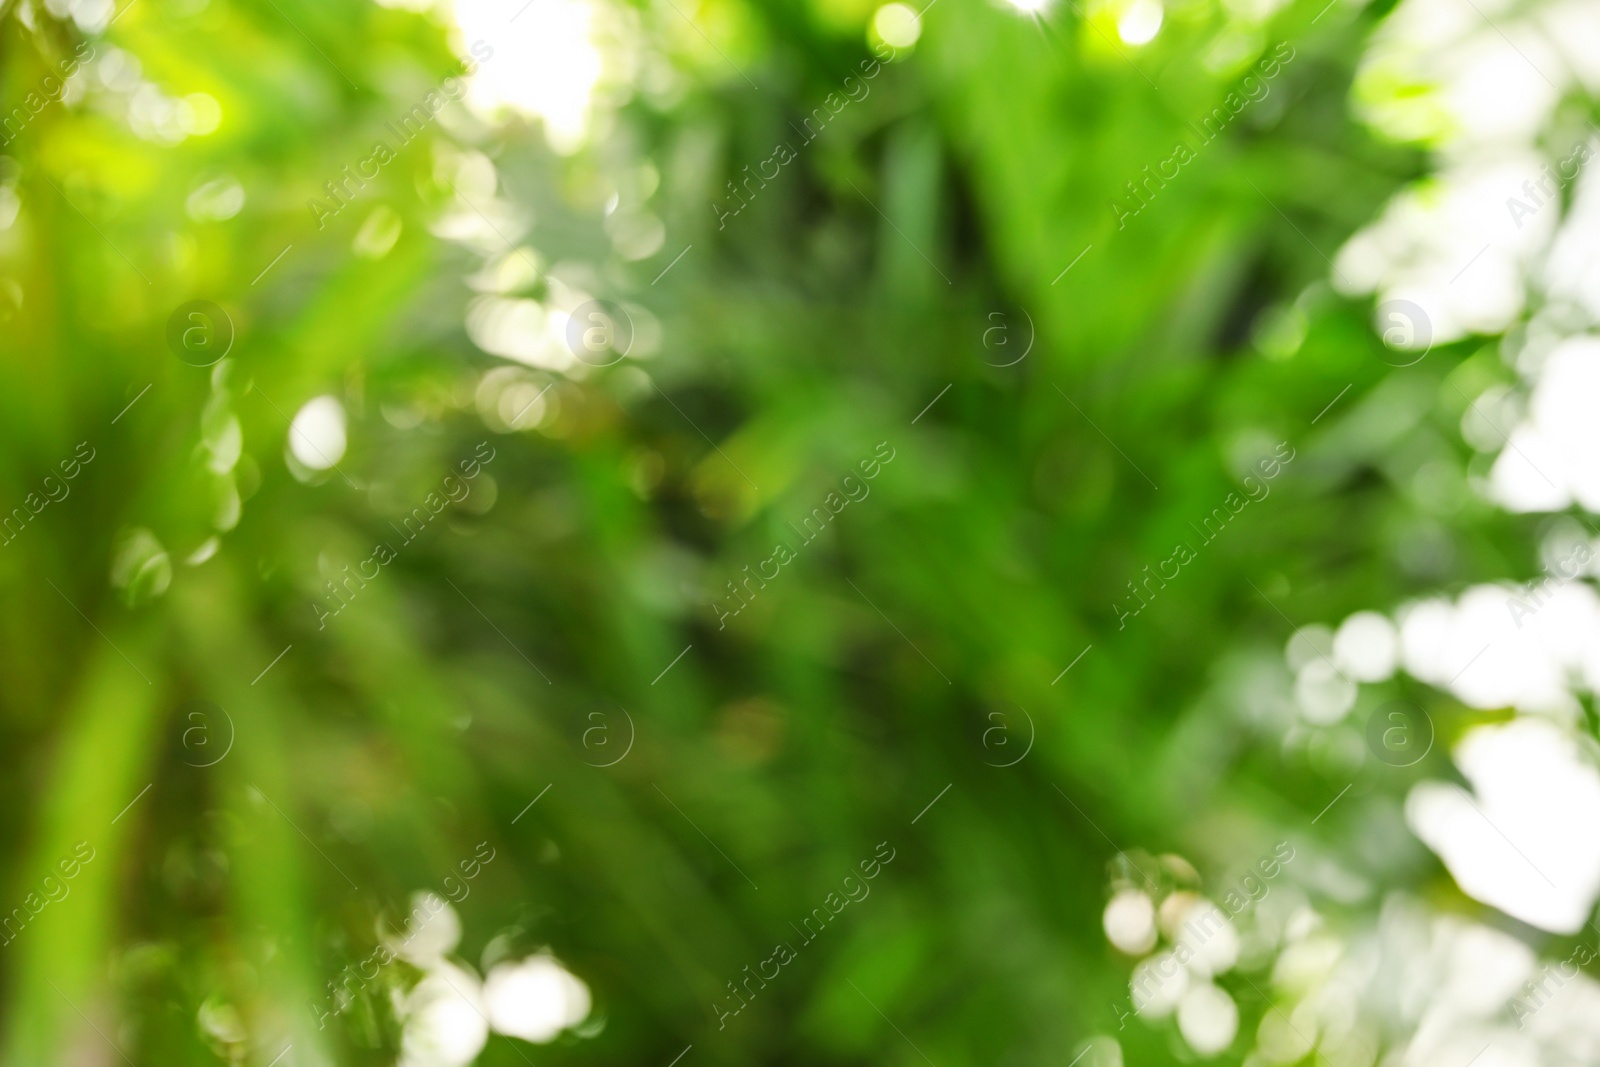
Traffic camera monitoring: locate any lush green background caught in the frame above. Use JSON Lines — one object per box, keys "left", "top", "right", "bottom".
{"left": 0, "top": 0, "right": 1533, "bottom": 1062}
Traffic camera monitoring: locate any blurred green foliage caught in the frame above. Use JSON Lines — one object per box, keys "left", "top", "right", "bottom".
{"left": 0, "top": 0, "right": 1530, "bottom": 1062}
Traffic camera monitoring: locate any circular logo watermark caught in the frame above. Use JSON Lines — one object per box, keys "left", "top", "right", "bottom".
{"left": 980, "top": 704, "right": 1035, "bottom": 768}
{"left": 178, "top": 699, "right": 235, "bottom": 768}
{"left": 564, "top": 300, "right": 633, "bottom": 368}
{"left": 1365, "top": 698, "right": 1433, "bottom": 767}
{"left": 166, "top": 300, "right": 234, "bottom": 367}
{"left": 980, "top": 309, "right": 1034, "bottom": 368}
{"left": 1373, "top": 299, "right": 1432, "bottom": 367}
{"left": 580, "top": 706, "right": 635, "bottom": 767}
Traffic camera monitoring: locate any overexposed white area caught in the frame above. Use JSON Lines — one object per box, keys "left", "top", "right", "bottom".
{"left": 287, "top": 395, "right": 347, "bottom": 471}
{"left": 1332, "top": 611, "right": 1398, "bottom": 682}
{"left": 451, "top": 0, "right": 619, "bottom": 154}
{"left": 483, "top": 955, "right": 592, "bottom": 1042}
{"left": 1144, "top": 0, "right": 1600, "bottom": 1053}
{"left": 371, "top": 0, "right": 635, "bottom": 149}
{"left": 1174, "top": 899, "right": 1240, "bottom": 976}
{"left": 1285, "top": 571, "right": 1600, "bottom": 721}
{"left": 1177, "top": 982, "right": 1237, "bottom": 1055}
{"left": 1234, "top": 898, "right": 1600, "bottom": 1065}
{"left": 1110, "top": 866, "right": 1249, "bottom": 1056}
{"left": 1131, "top": 951, "right": 1190, "bottom": 1016}
{"left": 1104, "top": 889, "right": 1158, "bottom": 955}
{"left": 1407, "top": 719, "right": 1600, "bottom": 933}
{"left": 465, "top": 295, "right": 576, "bottom": 372}
{"left": 1117, "top": 0, "right": 1163, "bottom": 45}
{"left": 392, "top": 897, "right": 595, "bottom": 1064}
{"left": 1284, "top": 577, "right": 1600, "bottom": 936}
{"left": 1333, "top": 0, "right": 1600, "bottom": 348}
{"left": 1541, "top": 161, "right": 1600, "bottom": 320}
{"left": 393, "top": 892, "right": 462, "bottom": 965}
{"left": 1400, "top": 581, "right": 1600, "bottom": 711}
{"left": 1488, "top": 337, "right": 1600, "bottom": 513}
{"left": 1353, "top": 0, "right": 1574, "bottom": 145}
{"left": 399, "top": 961, "right": 489, "bottom": 1067}
{"left": 1332, "top": 159, "right": 1553, "bottom": 345}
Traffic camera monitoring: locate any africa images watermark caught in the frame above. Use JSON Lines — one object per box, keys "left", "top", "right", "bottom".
{"left": 1506, "top": 539, "right": 1592, "bottom": 628}
{"left": 711, "top": 441, "right": 897, "bottom": 629}
{"left": 1, "top": 841, "right": 96, "bottom": 948}
{"left": 1110, "top": 43, "right": 1296, "bottom": 230}
{"left": 712, "top": 841, "right": 897, "bottom": 1030}
{"left": 306, "top": 40, "right": 495, "bottom": 230}
{"left": 1, "top": 441, "right": 96, "bottom": 548}
{"left": 311, "top": 442, "right": 496, "bottom": 628}
{"left": 1126, "top": 841, "right": 1296, "bottom": 1014}
{"left": 712, "top": 42, "right": 898, "bottom": 230}
{"left": 312, "top": 840, "right": 497, "bottom": 1029}
{"left": 1114, "top": 441, "right": 1296, "bottom": 629}
{"left": 1510, "top": 939, "right": 1595, "bottom": 1028}
{"left": 0, "top": 41, "right": 94, "bottom": 147}
{"left": 1506, "top": 138, "right": 1594, "bottom": 230}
